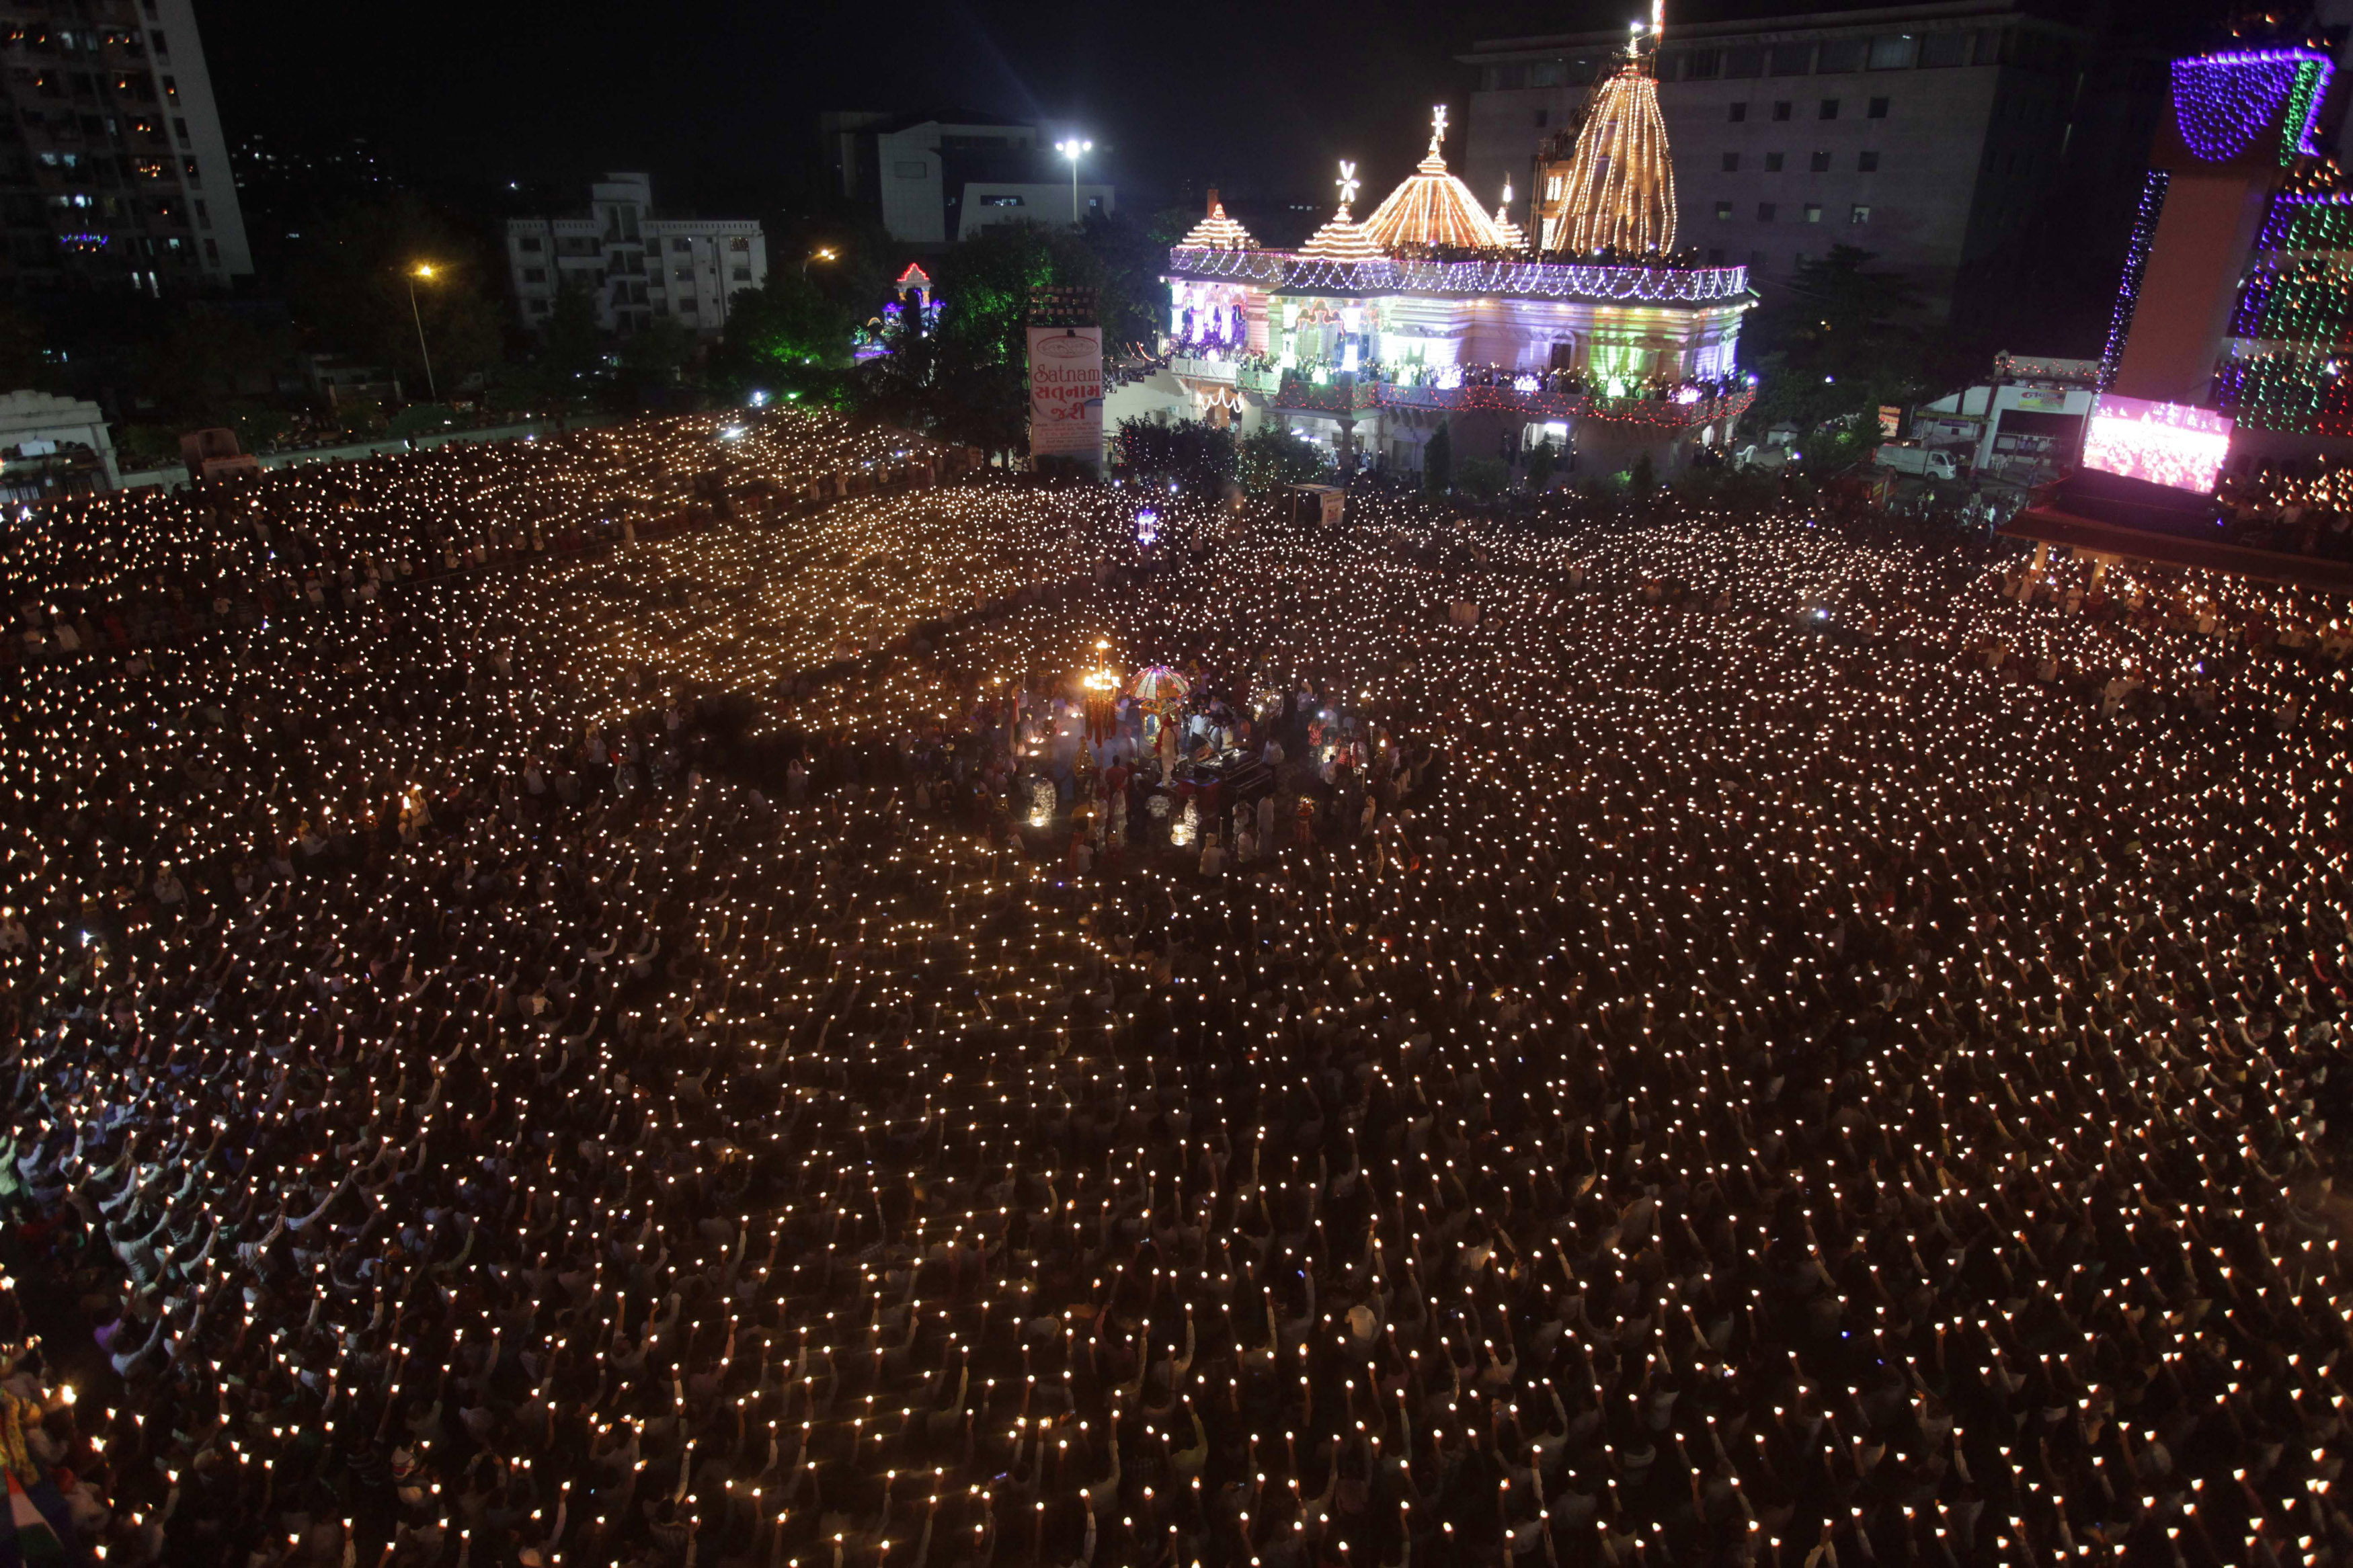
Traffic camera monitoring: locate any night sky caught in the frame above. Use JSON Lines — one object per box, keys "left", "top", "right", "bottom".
{"left": 202, "top": 0, "right": 2226, "bottom": 222}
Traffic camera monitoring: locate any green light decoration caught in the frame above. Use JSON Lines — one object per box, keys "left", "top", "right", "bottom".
{"left": 2280, "top": 61, "right": 2329, "bottom": 167}
{"left": 2219, "top": 192, "right": 2353, "bottom": 435}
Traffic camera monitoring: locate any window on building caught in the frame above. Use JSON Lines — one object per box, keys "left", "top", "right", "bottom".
{"left": 1804, "top": 202, "right": 1823, "bottom": 222}
{"left": 1715, "top": 200, "right": 1732, "bottom": 219}
{"left": 1685, "top": 48, "right": 1722, "bottom": 78}
{"left": 522, "top": 266, "right": 547, "bottom": 283}
{"left": 1532, "top": 108, "right": 1547, "bottom": 128}
{"left": 676, "top": 296, "right": 696, "bottom": 313}
{"left": 728, "top": 236, "right": 750, "bottom": 251}
{"left": 1868, "top": 96, "right": 1890, "bottom": 118}
{"left": 730, "top": 266, "right": 750, "bottom": 281}
{"left": 1531, "top": 60, "right": 1565, "bottom": 87}
{"left": 518, "top": 236, "right": 543, "bottom": 252}
{"left": 1757, "top": 202, "right": 1776, "bottom": 221}
{"left": 1764, "top": 151, "right": 1784, "bottom": 172}
{"left": 1819, "top": 98, "right": 1839, "bottom": 119}
{"left": 1858, "top": 150, "right": 1879, "bottom": 171}
{"left": 1724, "top": 46, "right": 1763, "bottom": 77}
{"left": 1769, "top": 43, "right": 1812, "bottom": 74}
{"left": 1722, "top": 151, "right": 1739, "bottom": 171}
{"left": 1728, "top": 101, "right": 1747, "bottom": 122}
{"left": 1921, "top": 30, "right": 1969, "bottom": 67}
{"left": 1816, "top": 39, "right": 1864, "bottom": 72}
{"left": 203, "top": 237, "right": 216, "bottom": 263}
{"left": 1810, "top": 151, "right": 1830, "bottom": 171}
{"left": 1866, "top": 36, "right": 1915, "bottom": 69}
{"left": 981, "top": 194, "right": 1023, "bottom": 206}
{"left": 674, "top": 264, "right": 691, "bottom": 279}
{"left": 148, "top": 30, "right": 165, "bottom": 53}
{"left": 159, "top": 75, "right": 177, "bottom": 104}
{"left": 1771, "top": 99, "right": 1792, "bottom": 120}
{"left": 183, "top": 155, "right": 199, "bottom": 181}
{"left": 194, "top": 197, "right": 208, "bottom": 226}
{"left": 171, "top": 116, "right": 187, "bottom": 140}
{"left": 1850, "top": 204, "right": 1872, "bottom": 224}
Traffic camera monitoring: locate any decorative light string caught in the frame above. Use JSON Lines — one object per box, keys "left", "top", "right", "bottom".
{"left": 1166, "top": 247, "right": 1747, "bottom": 303}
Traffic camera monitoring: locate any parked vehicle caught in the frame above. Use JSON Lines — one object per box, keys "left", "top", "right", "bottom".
{"left": 1874, "top": 443, "right": 1960, "bottom": 481}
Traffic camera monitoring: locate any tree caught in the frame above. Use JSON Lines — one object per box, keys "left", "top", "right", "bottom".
{"left": 707, "top": 270, "right": 855, "bottom": 403}
{"left": 854, "top": 220, "right": 1114, "bottom": 452}
{"left": 619, "top": 315, "right": 699, "bottom": 388}
{"left": 541, "top": 283, "right": 604, "bottom": 382}
{"left": 1423, "top": 421, "right": 1453, "bottom": 495}
{"left": 1456, "top": 456, "right": 1509, "bottom": 499}
{"left": 0, "top": 303, "right": 45, "bottom": 391}
{"left": 285, "top": 194, "right": 506, "bottom": 399}
{"left": 1739, "top": 245, "right": 1933, "bottom": 448}
{"left": 1525, "top": 439, "right": 1559, "bottom": 492}
{"left": 131, "top": 308, "right": 293, "bottom": 425}
{"left": 1236, "top": 425, "right": 1330, "bottom": 495}
{"left": 1114, "top": 416, "right": 1236, "bottom": 488}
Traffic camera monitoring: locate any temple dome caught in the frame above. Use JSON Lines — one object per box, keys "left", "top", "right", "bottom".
{"left": 1547, "top": 22, "right": 1679, "bottom": 255}
{"left": 1298, "top": 205, "right": 1385, "bottom": 263}
{"left": 1181, "top": 188, "right": 1257, "bottom": 249}
{"left": 1359, "top": 108, "right": 1507, "bottom": 252}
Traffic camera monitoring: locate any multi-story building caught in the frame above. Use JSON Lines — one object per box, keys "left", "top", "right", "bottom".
{"left": 0, "top": 0, "right": 251, "bottom": 294}
{"left": 504, "top": 173, "right": 766, "bottom": 337}
{"left": 820, "top": 111, "right": 1114, "bottom": 246}
{"left": 1460, "top": 0, "right": 2155, "bottom": 322}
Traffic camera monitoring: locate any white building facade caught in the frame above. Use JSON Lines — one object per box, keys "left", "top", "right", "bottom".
{"left": 506, "top": 174, "right": 768, "bottom": 337}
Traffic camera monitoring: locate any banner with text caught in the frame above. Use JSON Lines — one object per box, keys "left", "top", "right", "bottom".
{"left": 1028, "top": 325, "right": 1104, "bottom": 464}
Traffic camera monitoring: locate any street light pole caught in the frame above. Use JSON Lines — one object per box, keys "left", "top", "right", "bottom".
{"left": 406, "top": 264, "right": 439, "bottom": 404}
{"left": 1055, "top": 138, "right": 1092, "bottom": 224}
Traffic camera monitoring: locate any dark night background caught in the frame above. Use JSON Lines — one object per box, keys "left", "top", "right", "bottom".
{"left": 200, "top": 0, "right": 2235, "bottom": 220}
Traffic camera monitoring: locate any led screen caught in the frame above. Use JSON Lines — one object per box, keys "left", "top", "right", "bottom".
{"left": 2081, "top": 395, "right": 2233, "bottom": 493}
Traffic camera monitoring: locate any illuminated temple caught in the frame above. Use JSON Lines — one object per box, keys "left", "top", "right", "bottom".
{"left": 1108, "top": 13, "right": 1754, "bottom": 478}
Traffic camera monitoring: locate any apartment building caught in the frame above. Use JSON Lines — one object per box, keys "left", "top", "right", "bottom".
{"left": 0, "top": 0, "right": 251, "bottom": 294}
{"left": 505, "top": 173, "right": 767, "bottom": 337}
{"left": 1460, "top": 1, "right": 2156, "bottom": 321}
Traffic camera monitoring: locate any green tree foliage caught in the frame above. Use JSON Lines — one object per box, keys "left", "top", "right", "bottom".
{"left": 1077, "top": 210, "right": 1182, "bottom": 354}
{"left": 619, "top": 315, "right": 699, "bottom": 387}
{"left": 1422, "top": 421, "right": 1452, "bottom": 495}
{"left": 1740, "top": 245, "right": 1932, "bottom": 446}
{"left": 1236, "top": 425, "right": 1331, "bottom": 495}
{"left": 131, "top": 309, "right": 294, "bottom": 425}
{"left": 285, "top": 194, "right": 505, "bottom": 398}
{"left": 707, "top": 270, "right": 855, "bottom": 404}
{"left": 1525, "top": 438, "right": 1559, "bottom": 492}
{"left": 1455, "top": 455, "right": 1509, "bottom": 499}
{"left": 1113, "top": 416, "right": 1236, "bottom": 487}
{"left": 541, "top": 282, "right": 604, "bottom": 381}
{"left": 0, "top": 303, "right": 46, "bottom": 391}
{"left": 853, "top": 221, "right": 1115, "bottom": 452}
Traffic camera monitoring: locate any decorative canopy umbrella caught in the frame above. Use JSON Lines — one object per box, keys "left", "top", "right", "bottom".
{"left": 1129, "top": 665, "right": 1190, "bottom": 709}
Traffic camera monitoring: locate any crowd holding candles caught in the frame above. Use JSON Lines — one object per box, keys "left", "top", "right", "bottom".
{"left": 0, "top": 407, "right": 2346, "bottom": 1568}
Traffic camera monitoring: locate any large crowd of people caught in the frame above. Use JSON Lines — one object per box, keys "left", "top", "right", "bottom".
{"left": 0, "top": 410, "right": 2346, "bottom": 1568}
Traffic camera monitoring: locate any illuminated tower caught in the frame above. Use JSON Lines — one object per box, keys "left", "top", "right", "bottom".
{"left": 1544, "top": 0, "right": 1679, "bottom": 257}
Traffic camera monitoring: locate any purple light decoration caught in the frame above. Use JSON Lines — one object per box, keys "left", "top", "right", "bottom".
{"left": 2100, "top": 171, "right": 2169, "bottom": 387}
{"left": 2169, "top": 48, "right": 2334, "bottom": 163}
{"left": 1134, "top": 508, "right": 1160, "bottom": 547}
